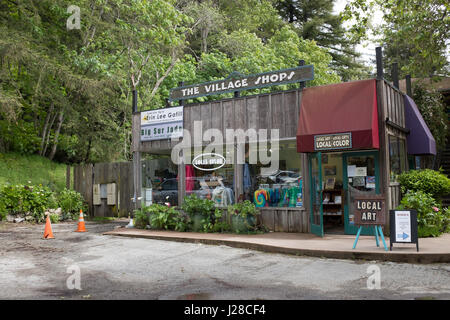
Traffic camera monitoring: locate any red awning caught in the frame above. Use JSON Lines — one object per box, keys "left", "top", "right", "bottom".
{"left": 296, "top": 79, "right": 379, "bottom": 153}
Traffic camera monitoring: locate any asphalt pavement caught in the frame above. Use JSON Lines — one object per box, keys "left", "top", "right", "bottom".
{"left": 0, "top": 221, "right": 449, "bottom": 300}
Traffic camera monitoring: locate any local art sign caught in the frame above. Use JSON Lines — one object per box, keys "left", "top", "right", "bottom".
{"left": 140, "top": 106, "right": 183, "bottom": 141}
{"left": 314, "top": 133, "right": 352, "bottom": 151}
{"left": 353, "top": 196, "right": 385, "bottom": 225}
{"left": 169, "top": 65, "right": 314, "bottom": 101}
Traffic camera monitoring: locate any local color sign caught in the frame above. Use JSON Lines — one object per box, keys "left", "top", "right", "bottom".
{"left": 169, "top": 65, "right": 314, "bottom": 101}
{"left": 314, "top": 133, "right": 352, "bottom": 151}
{"left": 140, "top": 106, "right": 183, "bottom": 141}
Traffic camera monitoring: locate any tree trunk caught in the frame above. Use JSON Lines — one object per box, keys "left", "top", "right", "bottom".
{"left": 48, "top": 109, "right": 64, "bottom": 161}
{"left": 84, "top": 137, "right": 92, "bottom": 163}
{"left": 40, "top": 102, "right": 54, "bottom": 156}
{"left": 42, "top": 110, "right": 57, "bottom": 157}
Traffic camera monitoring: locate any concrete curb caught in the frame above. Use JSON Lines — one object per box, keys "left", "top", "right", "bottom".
{"left": 103, "top": 230, "right": 450, "bottom": 264}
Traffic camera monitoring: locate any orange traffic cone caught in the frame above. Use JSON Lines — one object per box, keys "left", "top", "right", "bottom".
{"left": 75, "top": 210, "right": 87, "bottom": 232}
{"left": 43, "top": 215, "right": 55, "bottom": 239}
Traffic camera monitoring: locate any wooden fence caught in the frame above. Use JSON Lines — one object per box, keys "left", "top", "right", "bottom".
{"left": 74, "top": 161, "right": 134, "bottom": 217}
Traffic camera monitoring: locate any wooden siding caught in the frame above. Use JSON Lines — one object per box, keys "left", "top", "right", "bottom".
{"left": 382, "top": 81, "right": 406, "bottom": 129}
{"left": 134, "top": 90, "right": 302, "bottom": 152}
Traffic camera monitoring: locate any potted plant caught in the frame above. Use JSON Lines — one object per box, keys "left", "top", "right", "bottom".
{"left": 227, "top": 200, "right": 260, "bottom": 233}
{"left": 181, "top": 194, "right": 217, "bottom": 232}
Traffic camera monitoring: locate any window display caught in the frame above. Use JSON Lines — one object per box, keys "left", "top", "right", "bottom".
{"left": 247, "top": 140, "right": 303, "bottom": 208}
{"left": 186, "top": 148, "right": 235, "bottom": 208}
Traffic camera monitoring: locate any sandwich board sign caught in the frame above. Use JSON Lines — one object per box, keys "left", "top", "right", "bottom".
{"left": 389, "top": 210, "right": 419, "bottom": 251}
{"left": 352, "top": 196, "right": 388, "bottom": 251}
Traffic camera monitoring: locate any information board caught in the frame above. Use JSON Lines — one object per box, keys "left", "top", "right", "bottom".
{"left": 389, "top": 210, "right": 419, "bottom": 251}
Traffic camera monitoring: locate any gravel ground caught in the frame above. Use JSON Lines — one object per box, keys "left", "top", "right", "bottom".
{"left": 0, "top": 221, "right": 449, "bottom": 300}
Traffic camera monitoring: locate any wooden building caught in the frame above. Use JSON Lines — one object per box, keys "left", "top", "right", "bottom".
{"left": 130, "top": 76, "right": 435, "bottom": 236}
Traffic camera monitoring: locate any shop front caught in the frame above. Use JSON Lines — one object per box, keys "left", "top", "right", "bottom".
{"left": 131, "top": 68, "right": 436, "bottom": 236}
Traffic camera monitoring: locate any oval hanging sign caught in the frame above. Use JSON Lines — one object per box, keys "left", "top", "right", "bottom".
{"left": 192, "top": 153, "right": 226, "bottom": 171}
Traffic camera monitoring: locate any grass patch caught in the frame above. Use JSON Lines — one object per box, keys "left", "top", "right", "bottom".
{"left": 0, "top": 152, "right": 68, "bottom": 192}
{"left": 87, "top": 216, "right": 117, "bottom": 222}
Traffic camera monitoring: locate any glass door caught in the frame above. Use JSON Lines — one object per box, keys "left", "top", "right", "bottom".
{"left": 309, "top": 152, "right": 324, "bottom": 237}
{"left": 343, "top": 151, "right": 380, "bottom": 235}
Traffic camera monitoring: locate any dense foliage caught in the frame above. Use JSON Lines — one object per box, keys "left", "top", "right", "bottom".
{"left": 412, "top": 83, "right": 448, "bottom": 151}
{"left": 0, "top": 0, "right": 345, "bottom": 165}
{"left": 397, "top": 191, "right": 449, "bottom": 237}
{"left": 58, "top": 188, "right": 87, "bottom": 220}
{"left": 397, "top": 169, "right": 450, "bottom": 202}
{"left": 0, "top": 184, "right": 57, "bottom": 222}
{"left": 397, "top": 168, "right": 450, "bottom": 237}
{"left": 342, "top": 0, "right": 449, "bottom": 79}
{"left": 275, "top": 0, "right": 371, "bottom": 81}
{"left": 0, "top": 183, "right": 86, "bottom": 222}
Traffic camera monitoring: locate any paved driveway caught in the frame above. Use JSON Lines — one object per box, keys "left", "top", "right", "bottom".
{"left": 0, "top": 221, "right": 449, "bottom": 300}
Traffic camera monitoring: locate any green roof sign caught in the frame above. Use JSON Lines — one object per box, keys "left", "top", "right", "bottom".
{"left": 169, "top": 65, "right": 314, "bottom": 101}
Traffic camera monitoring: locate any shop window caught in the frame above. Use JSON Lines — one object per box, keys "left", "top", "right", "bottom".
{"left": 389, "top": 135, "right": 407, "bottom": 181}
{"left": 141, "top": 154, "right": 178, "bottom": 206}
{"left": 247, "top": 140, "right": 303, "bottom": 208}
{"left": 186, "top": 146, "right": 235, "bottom": 208}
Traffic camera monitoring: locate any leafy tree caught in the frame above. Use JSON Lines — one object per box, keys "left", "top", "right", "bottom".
{"left": 412, "top": 82, "right": 448, "bottom": 151}
{"left": 275, "top": 0, "right": 370, "bottom": 81}
{"left": 342, "top": 0, "right": 450, "bottom": 79}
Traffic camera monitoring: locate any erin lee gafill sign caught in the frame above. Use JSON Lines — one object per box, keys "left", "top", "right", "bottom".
{"left": 169, "top": 65, "right": 314, "bottom": 101}
{"left": 314, "top": 132, "right": 352, "bottom": 151}
{"left": 140, "top": 106, "right": 183, "bottom": 141}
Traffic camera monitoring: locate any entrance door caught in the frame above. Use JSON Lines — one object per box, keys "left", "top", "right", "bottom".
{"left": 343, "top": 151, "right": 380, "bottom": 235}
{"left": 309, "top": 152, "right": 324, "bottom": 237}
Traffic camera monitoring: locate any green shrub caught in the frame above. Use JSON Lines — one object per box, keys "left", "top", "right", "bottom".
{"left": 398, "top": 169, "right": 450, "bottom": 201}
{"left": 397, "top": 191, "right": 446, "bottom": 237}
{"left": 57, "top": 188, "right": 86, "bottom": 220}
{"left": 228, "top": 201, "right": 261, "bottom": 233}
{"left": 0, "top": 184, "right": 56, "bottom": 222}
{"left": 181, "top": 194, "right": 226, "bottom": 232}
{"left": 49, "top": 213, "right": 59, "bottom": 224}
{"left": 0, "top": 201, "right": 6, "bottom": 221}
{"left": 149, "top": 205, "right": 179, "bottom": 230}
{"left": 181, "top": 194, "right": 216, "bottom": 217}
{"left": 228, "top": 200, "right": 259, "bottom": 218}
{"left": 134, "top": 206, "right": 151, "bottom": 229}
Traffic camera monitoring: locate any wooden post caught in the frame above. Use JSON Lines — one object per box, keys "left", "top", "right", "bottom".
{"left": 131, "top": 86, "right": 141, "bottom": 216}
{"left": 66, "top": 165, "right": 71, "bottom": 189}
{"left": 392, "top": 62, "right": 399, "bottom": 89}
{"left": 299, "top": 60, "right": 305, "bottom": 89}
{"left": 132, "top": 89, "right": 137, "bottom": 113}
{"left": 235, "top": 143, "right": 244, "bottom": 203}
{"left": 376, "top": 47, "right": 383, "bottom": 80}
{"left": 406, "top": 74, "right": 412, "bottom": 96}
{"left": 178, "top": 149, "right": 186, "bottom": 206}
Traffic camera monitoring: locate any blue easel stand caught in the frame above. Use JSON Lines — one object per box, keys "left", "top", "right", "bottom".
{"left": 352, "top": 225, "right": 388, "bottom": 251}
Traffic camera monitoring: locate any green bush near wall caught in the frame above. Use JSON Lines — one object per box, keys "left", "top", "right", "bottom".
{"left": 397, "top": 191, "right": 450, "bottom": 237}
{"left": 398, "top": 169, "right": 450, "bottom": 202}
{"left": 0, "top": 184, "right": 57, "bottom": 222}
{"left": 0, "top": 184, "right": 86, "bottom": 223}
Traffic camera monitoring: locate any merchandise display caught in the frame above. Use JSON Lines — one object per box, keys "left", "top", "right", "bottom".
{"left": 212, "top": 186, "right": 234, "bottom": 207}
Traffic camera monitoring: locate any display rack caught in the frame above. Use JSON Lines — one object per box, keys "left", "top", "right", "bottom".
{"left": 322, "top": 188, "right": 344, "bottom": 225}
